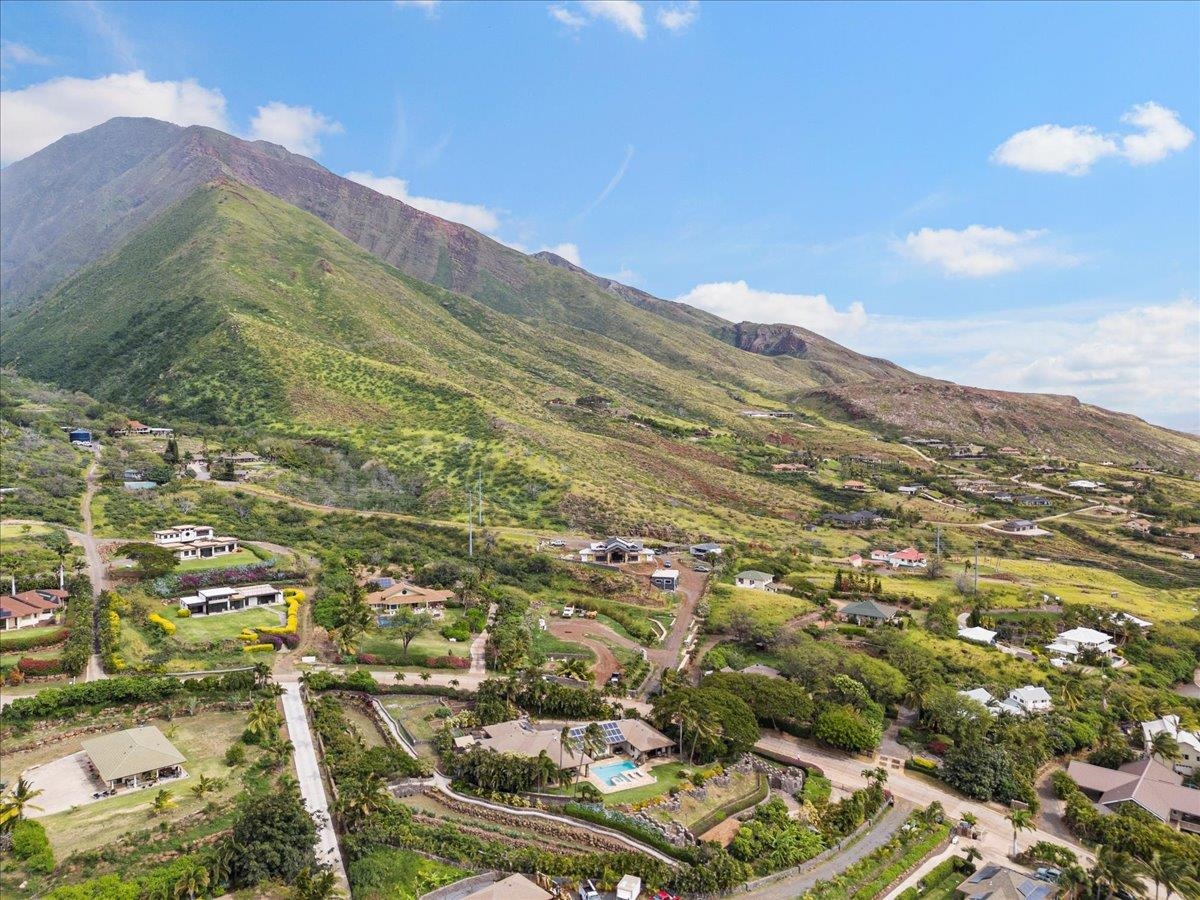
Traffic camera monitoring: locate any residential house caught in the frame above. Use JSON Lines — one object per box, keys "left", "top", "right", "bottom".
{"left": 997, "top": 446, "right": 1023, "bottom": 456}
{"left": 690, "top": 542, "right": 724, "bottom": 557}
{"left": 992, "top": 492, "right": 1014, "bottom": 503}
{"left": 1000, "top": 519, "right": 1037, "bottom": 534}
{"left": 0, "top": 588, "right": 67, "bottom": 631}
{"left": 1046, "top": 626, "right": 1117, "bottom": 659}
{"left": 1015, "top": 495, "right": 1051, "bottom": 507}
{"left": 842, "top": 480, "right": 871, "bottom": 492}
{"left": 1124, "top": 518, "right": 1153, "bottom": 534}
{"left": 1109, "top": 612, "right": 1152, "bottom": 632}
{"left": 178, "top": 584, "right": 283, "bottom": 616}
{"left": 1005, "top": 685, "right": 1053, "bottom": 715}
{"left": 68, "top": 428, "right": 93, "bottom": 444}
{"left": 771, "top": 462, "right": 810, "bottom": 473}
{"left": 897, "top": 485, "right": 922, "bottom": 495}
{"left": 886, "top": 548, "right": 927, "bottom": 569}
{"left": 152, "top": 525, "right": 240, "bottom": 562}
{"left": 467, "top": 718, "right": 672, "bottom": 770}
{"left": 955, "top": 864, "right": 1055, "bottom": 900}
{"left": 364, "top": 581, "right": 454, "bottom": 620}
{"left": 957, "top": 626, "right": 998, "bottom": 645}
{"left": 83, "top": 726, "right": 185, "bottom": 790}
{"left": 1142, "top": 715, "right": 1200, "bottom": 777}
{"left": 579, "top": 537, "right": 656, "bottom": 565}
{"left": 847, "top": 553, "right": 863, "bottom": 568}
{"left": 839, "top": 598, "right": 898, "bottom": 626}
{"left": 1067, "top": 479, "right": 1102, "bottom": 491}
{"left": 734, "top": 570, "right": 773, "bottom": 590}
{"left": 461, "top": 874, "right": 552, "bottom": 900}
{"left": 650, "top": 569, "right": 680, "bottom": 590}
{"left": 1067, "top": 757, "right": 1200, "bottom": 833}
{"left": 822, "top": 510, "right": 883, "bottom": 528}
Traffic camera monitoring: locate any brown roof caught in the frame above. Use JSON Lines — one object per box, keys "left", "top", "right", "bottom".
{"left": 1068, "top": 758, "right": 1200, "bottom": 823}
{"left": 462, "top": 873, "right": 552, "bottom": 900}
{"left": 478, "top": 720, "right": 594, "bottom": 770}
{"left": 0, "top": 595, "right": 43, "bottom": 619}
{"left": 365, "top": 581, "right": 454, "bottom": 608}
{"left": 12, "top": 589, "right": 66, "bottom": 611}
{"left": 615, "top": 718, "right": 674, "bottom": 753}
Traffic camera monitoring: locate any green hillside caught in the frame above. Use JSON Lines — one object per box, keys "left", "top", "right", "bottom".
{"left": 2, "top": 181, "right": 918, "bottom": 538}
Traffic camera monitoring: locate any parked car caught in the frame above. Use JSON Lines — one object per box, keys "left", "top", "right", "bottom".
{"left": 655, "top": 890, "right": 681, "bottom": 900}
{"left": 694, "top": 563, "right": 711, "bottom": 573}
{"left": 578, "top": 879, "right": 601, "bottom": 900}
{"left": 549, "top": 539, "right": 566, "bottom": 547}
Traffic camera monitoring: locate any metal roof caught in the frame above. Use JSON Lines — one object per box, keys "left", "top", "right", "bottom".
{"left": 82, "top": 726, "right": 185, "bottom": 783}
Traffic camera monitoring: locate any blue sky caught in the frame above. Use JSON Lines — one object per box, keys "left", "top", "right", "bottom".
{"left": 2, "top": 1, "right": 1198, "bottom": 430}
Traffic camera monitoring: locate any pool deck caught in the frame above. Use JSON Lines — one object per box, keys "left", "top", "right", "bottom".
{"left": 588, "top": 756, "right": 656, "bottom": 794}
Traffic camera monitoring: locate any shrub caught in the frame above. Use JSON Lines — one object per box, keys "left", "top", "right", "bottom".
{"left": 242, "top": 643, "right": 275, "bottom": 653}
{"left": 175, "top": 607, "right": 191, "bottom": 618}
{"left": 258, "top": 593, "right": 301, "bottom": 635}
{"left": 906, "top": 756, "right": 939, "bottom": 773}
{"left": 148, "top": 612, "right": 176, "bottom": 636}
{"left": 17, "top": 656, "right": 63, "bottom": 676}
{"left": 0, "top": 627, "right": 69, "bottom": 652}
{"left": 11, "top": 818, "right": 52, "bottom": 862}
{"left": 225, "top": 743, "right": 247, "bottom": 766}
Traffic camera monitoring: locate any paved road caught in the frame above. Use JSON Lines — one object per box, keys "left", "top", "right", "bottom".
{"left": 883, "top": 844, "right": 959, "bottom": 899}
{"left": 642, "top": 563, "right": 707, "bottom": 696}
{"left": 741, "top": 800, "right": 915, "bottom": 899}
{"left": 280, "top": 682, "right": 350, "bottom": 894}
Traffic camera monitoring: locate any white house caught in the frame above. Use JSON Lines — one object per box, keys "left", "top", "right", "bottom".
{"left": 1046, "top": 626, "right": 1117, "bottom": 659}
{"left": 1067, "top": 479, "right": 1102, "bottom": 491}
{"left": 690, "top": 543, "right": 723, "bottom": 558}
{"left": 898, "top": 485, "right": 922, "bottom": 495}
{"left": 958, "top": 626, "right": 998, "bottom": 645}
{"left": 1109, "top": 612, "right": 1152, "bottom": 631}
{"left": 734, "top": 570, "right": 773, "bottom": 590}
{"left": 579, "top": 537, "right": 656, "bottom": 565}
{"left": 650, "top": 569, "right": 680, "bottom": 590}
{"left": 179, "top": 584, "right": 283, "bottom": 616}
{"left": 1142, "top": 715, "right": 1200, "bottom": 776}
{"left": 869, "top": 547, "right": 927, "bottom": 569}
{"left": 1005, "top": 685, "right": 1053, "bottom": 715}
{"left": 152, "top": 524, "right": 240, "bottom": 562}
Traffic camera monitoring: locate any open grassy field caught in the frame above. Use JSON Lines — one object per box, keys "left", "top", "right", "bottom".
{"left": 379, "top": 694, "right": 453, "bottom": 744}
{"left": 706, "top": 585, "right": 818, "bottom": 631}
{"left": 171, "top": 606, "right": 284, "bottom": 641}
{"left": 348, "top": 847, "right": 467, "bottom": 900}
{"left": 16, "top": 710, "right": 247, "bottom": 857}
{"left": 0, "top": 522, "right": 53, "bottom": 540}
{"left": 360, "top": 608, "right": 473, "bottom": 664}
{"left": 174, "top": 547, "right": 263, "bottom": 571}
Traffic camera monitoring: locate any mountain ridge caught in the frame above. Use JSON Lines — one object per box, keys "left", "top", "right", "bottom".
{"left": 1, "top": 117, "right": 1197, "bottom": 468}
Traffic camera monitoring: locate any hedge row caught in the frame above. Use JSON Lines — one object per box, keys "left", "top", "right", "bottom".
{"left": 304, "top": 669, "right": 472, "bottom": 700}
{"left": 850, "top": 824, "right": 949, "bottom": 900}
{"left": 0, "top": 627, "right": 69, "bottom": 652}
{"left": 148, "top": 612, "right": 176, "bottom": 636}
{"left": 355, "top": 651, "right": 470, "bottom": 669}
{"left": 16, "top": 657, "right": 64, "bottom": 676}
{"left": 258, "top": 590, "right": 303, "bottom": 635}
{"left": 562, "top": 802, "right": 698, "bottom": 863}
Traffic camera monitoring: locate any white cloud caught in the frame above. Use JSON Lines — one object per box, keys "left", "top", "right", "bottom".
{"left": 579, "top": 144, "right": 634, "bottom": 217}
{"left": 0, "top": 70, "right": 230, "bottom": 165}
{"left": 1, "top": 41, "right": 52, "bottom": 68}
{"left": 900, "top": 225, "right": 1078, "bottom": 278}
{"left": 1119, "top": 102, "right": 1196, "bottom": 165}
{"left": 344, "top": 170, "right": 501, "bottom": 233}
{"left": 678, "top": 279, "right": 1200, "bottom": 429}
{"left": 676, "top": 281, "right": 869, "bottom": 338}
{"left": 249, "top": 102, "right": 343, "bottom": 157}
{"left": 657, "top": 1, "right": 699, "bottom": 32}
{"left": 549, "top": 1, "right": 646, "bottom": 38}
{"left": 608, "top": 266, "right": 640, "bottom": 284}
{"left": 992, "top": 102, "right": 1195, "bottom": 175}
{"left": 393, "top": 0, "right": 440, "bottom": 14}
{"left": 542, "top": 242, "right": 583, "bottom": 265}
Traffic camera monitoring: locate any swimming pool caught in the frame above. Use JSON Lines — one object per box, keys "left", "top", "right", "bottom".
{"left": 593, "top": 759, "right": 638, "bottom": 786}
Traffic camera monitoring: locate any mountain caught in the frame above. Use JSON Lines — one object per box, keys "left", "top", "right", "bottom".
{"left": 2, "top": 117, "right": 1197, "bottom": 481}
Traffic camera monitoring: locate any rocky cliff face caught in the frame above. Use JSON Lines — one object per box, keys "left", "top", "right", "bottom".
{"left": 724, "top": 322, "right": 811, "bottom": 357}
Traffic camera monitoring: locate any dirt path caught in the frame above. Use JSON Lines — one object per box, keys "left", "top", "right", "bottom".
{"left": 548, "top": 618, "right": 640, "bottom": 686}
{"left": 75, "top": 447, "right": 108, "bottom": 682}
{"left": 642, "top": 564, "right": 707, "bottom": 696}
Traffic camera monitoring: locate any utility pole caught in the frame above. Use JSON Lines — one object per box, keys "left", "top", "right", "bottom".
{"left": 973, "top": 541, "right": 979, "bottom": 595}
{"left": 477, "top": 469, "right": 484, "bottom": 527}
{"left": 936, "top": 525, "right": 942, "bottom": 558}
{"left": 467, "top": 490, "right": 474, "bottom": 557}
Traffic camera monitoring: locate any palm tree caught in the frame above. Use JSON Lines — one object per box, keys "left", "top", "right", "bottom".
{"left": 1149, "top": 731, "right": 1181, "bottom": 767}
{"left": 1141, "top": 849, "right": 1196, "bottom": 900}
{"left": 393, "top": 670, "right": 406, "bottom": 683}
{"left": 861, "top": 766, "right": 888, "bottom": 788}
{"left": 151, "top": 789, "right": 176, "bottom": 817}
{"left": 1006, "top": 808, "right": 1032, "bottom": 858}
{"left": 1090, "top": 845, "right": 1145, "bottom": 900}
{"left": 575, "top": 723, "right": 607, "bottom": 795}
{"left": 247, "top": 698, "right": 280, "bottom": 741}
{"left": 292, "top": 866, "right": 339, "bottom": 900}
{"left": 1, "top": 777, "right": 43, "bottom": 825}
{"left": 206, "top": 839, "right": 234, "bottom": 891}
{"left": 1056, "top": 863, "right": 1092, "bottom": 900}
{"left": 189, "top": 774, "right": 217, "bottom": 799}
{"left": 670, "top": 700, "right": 695, "bottom": 759}
{"left": 173, "top": 860, "right": 210, "bottom": 900}
{"left": 535, "top": 750, "right": 556, "bottom": 792}
{"left": 690, "top": 717, "right": 722, "bottom": 764}
{"left": 558, "top": 724, "right": 572, "bottom": 786}
{"left": 338, "top": 772, "right": 389, "bottom": 826}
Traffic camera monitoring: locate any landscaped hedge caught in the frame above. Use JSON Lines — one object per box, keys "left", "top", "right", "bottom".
{"left": 17, "top": 656, "right": 64, "bottom": 676}
{"left": 148, "top": 612, "right": 176, "bottom": 635}
{"left": 304, "top": 669, "right": 473, "bottom": 700}
{"left": 850, "top": 824, "right": 949, "bottom": 900}
{"left": 354, "top": 647, "right": 470, "bottom": 669}
{"left": 258, "top": 590, "right": 302, "bottom": 635}
{"left": 905, "top": 756, "right": 938, "bottom": 773}
{"left": 562, "top": 802, "right": 698, "bottom": 863}
{"left": 0, "top": 627, "right": 69, "bottom": 652}
{"left": 894, "top": 856, "right": 971, "bottom": 900}
{"left": 243, "top": 643, "right": 275, "bottom": 653}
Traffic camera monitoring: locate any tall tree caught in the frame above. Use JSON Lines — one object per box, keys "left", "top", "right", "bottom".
{"left": 1007, "top": 808, "right": 1032, "bottom": 858}
{"left": 386, "top": 607, "right": 430, "bottom": 658}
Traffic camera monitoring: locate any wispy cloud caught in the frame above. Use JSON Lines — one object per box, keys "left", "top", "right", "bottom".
{"left": 76, "top": 0, "right": 137, "bottom": 68}
{"left": 992, "top": 102, "right": 1195, "bottom": 175}
{"left": 549, "top": 1, "right": 647, "bottom": 39}
{"left": 393, "top": 0, "right": 441, "bottom": 15}
{"left": 578, "top": 144, "right": 634, "bottom": 217}
{"left": 657, "top": 1, "right": 699, "bottom": 32}
{"left": 898, "top": 225, "right": 1080, "bottom": 278}
{"left": 249, "top": 102, "right": 343, "bottom": 157}
{"left": 345, "top": 170, "right": 501, "bottom": 233}
{"left": 1, "top": 41, "right": 52, "bottom": 68}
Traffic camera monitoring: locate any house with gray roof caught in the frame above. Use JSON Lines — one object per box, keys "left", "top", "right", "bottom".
{"left": 734, "top": 570, "right": 773, "bottom": 590}
{"left": 839, "top": 598, "right": 899, "bottom": 626}
{"left": 83, "top": 726, "right": 185, "bottom": 789}
{"left": 1067, "top": 757, "right": 1200, "bottom": 834}
{"left": 956, "top": 863, "right": 1055, "bottom": 900}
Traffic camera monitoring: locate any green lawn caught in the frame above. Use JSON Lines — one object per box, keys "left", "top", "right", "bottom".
{"left": 0, "top": 646, "right": 61, "bottom": 668}
{"left": 0, "top": 523, "right": 52, "bottom": 540}
{"left": 707, "top": 584, "right": 818, "bottom": 630}
{"left": 174, "top": 547, "right": 263, "bottom": 571}
{"left": 0, "top": 624, "right": 65, "bottom": 648}
{"left": 549, "top": 759, "right": 695, "bottom": 806}
{"left": 170, "top": 606, "right": 284, "bottom": 642}
{"left": 360, "top": 609, "right": 474, "bottom": 664}
{"left": 380, "top": 694, "right": 452, "bottom": 743}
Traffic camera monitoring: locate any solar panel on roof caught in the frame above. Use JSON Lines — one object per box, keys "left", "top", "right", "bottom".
{"left": 567, "top": 721, "right": 625, "bottom": 746}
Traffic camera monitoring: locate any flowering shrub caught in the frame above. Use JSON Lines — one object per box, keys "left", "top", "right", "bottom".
{"left": 258, "top": 592, "right": 301, "bottom": 635}
{"left": 0, "top": 628, "right": 69, "bottom": 652}
{"left": 239, "top": 629, "right": 259, "bottom": 642}
{"left": 242, "top": 643, "right": 275, "bottom": 653}
{"left": 148, "top": 613, "right": 176, "bottom": 636}
{"left": 175, "top": 608, "right": 191, "bottom": 618}
{"left": 17, "top": 657, "right": 64, "bottom": 676}
{"left": 151, "top": 561, "right": 303, "bottom": 597}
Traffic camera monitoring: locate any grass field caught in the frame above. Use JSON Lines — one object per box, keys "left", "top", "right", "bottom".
{"left": 174, "top": 547, "right": 263, "bottom": 571}
{"left": 706, "top": 585, "right": 818, "bottom": 631}
{"left": 380, "top": 694, "right": 452, "bottom": 744}
{"left": 0, "top": 624, "right": 65, "bottom": 648}
{"left": 0, "top": 523, "right": 53, "bottom": 540}
{"left": 19, "top": 710, "right": 248, "bottom": 856}
{"left": 170, "top": 606, "right": 284, "bottom": 641}
{"left": 360, "top": 609, "right": 473, "bottom": 664}
{"left": 0, "top": 646, "right": 62, "bottom": 668}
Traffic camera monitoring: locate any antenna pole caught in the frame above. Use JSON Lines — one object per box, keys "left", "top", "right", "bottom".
{"left": 467, "top": 490, "right": 474, "bottom": 557}
{"left": 973, "top": 542, "right": 979, "bottom": 595}
{"left": 477, "top": 469, "right": 484, "bottom": 527}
